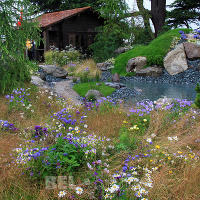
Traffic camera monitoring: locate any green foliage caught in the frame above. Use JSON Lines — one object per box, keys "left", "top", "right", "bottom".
{"left": 86, "top": 94, "right": 97, "bottom": 102}
{"left": 73, "top": 82, "right": 115, "bottom": 97}
{"left": 30, "top": 0, "right": 100, "bottom": 12}
{"left": 117, "top": 116, "right": 150, "bottom": 150}
{"left": 90, "top": 0, "right": 131, "bottom": 62}
{"left": 89, "top": 26, "right": 126, "bottom": 62}
{"left": 113, "top": 28, "right": 191, "bottom": 76}
{"left": 72, "top": 77, "right": 77, "bottom": 83}
{"left": 95, "top": 72, "right": 100, "bottom": 82}
{"left": 131, "top": 26, "right": 153, "bottom": 45}
{"left": 44, "top": 49, "right": 81, "bottom": 67}
{"left": 0, "top": 0, "right": 41, "bottom": 94}
{"left": 79, "top": 70, "right": 90, "bottom": 83}
{"left": 167, "top": 0, "right": 200, "bottom": 28}
{"left": 26, "top": 137, "right": 87, "bottom": 180}
{"left": 194, "top": 83, "right": 200, "bottom": 108}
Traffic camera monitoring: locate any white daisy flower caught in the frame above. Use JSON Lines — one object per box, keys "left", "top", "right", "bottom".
{"left": 58, "top": 190, "right": 66, "bottom": 198}
{"left": 76, "top": 187, "right": 83, "bottom": 195}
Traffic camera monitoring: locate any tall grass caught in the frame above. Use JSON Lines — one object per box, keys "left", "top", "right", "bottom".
{"left": 0, "top": 83, "right": 199, "bottom": 200}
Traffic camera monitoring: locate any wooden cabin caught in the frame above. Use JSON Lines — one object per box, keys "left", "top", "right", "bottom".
{"left": 35, "top": 6, "right": 104, "bottom": 61}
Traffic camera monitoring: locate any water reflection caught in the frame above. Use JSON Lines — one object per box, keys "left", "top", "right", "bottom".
{"left": 122, "top": 80, "right": 196, "bottom": 104}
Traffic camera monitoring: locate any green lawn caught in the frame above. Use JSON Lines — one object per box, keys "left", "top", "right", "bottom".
{"left": 113, "top": 28, "right": 191, "bottom": 76}
{"left": 73, "top": 82, "right": 116, "bottom": 97}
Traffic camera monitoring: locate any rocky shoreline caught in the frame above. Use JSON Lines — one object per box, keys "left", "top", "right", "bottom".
{"left": 99, "top": 59, "right": 200, "bottom": 103}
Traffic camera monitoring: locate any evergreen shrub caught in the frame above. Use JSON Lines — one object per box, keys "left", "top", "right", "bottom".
{"left": 0, "top": 0, "right": 41, "bottom": 94}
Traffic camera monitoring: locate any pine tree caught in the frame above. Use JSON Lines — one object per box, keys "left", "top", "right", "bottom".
{"left": 167, "top": 0, "right": 200, "bottom": 28}
{"left": 194, "top": 83, "right": 200, "bottom": 108}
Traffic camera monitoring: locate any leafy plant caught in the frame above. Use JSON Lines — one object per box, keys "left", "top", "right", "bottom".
{"left": 44, "top": 46, "right": 82, "bottom": 67}
{"left": 25, "top": 137, "right": 87, "bottom": 180}
{"left": 0, "top": 0, "right": 41, "bottom": 94}
{"left": 86, "top": 94, "right": 97, "bottom": 102}
{"left": 72, "top": 77, "right": 77, "bottom": 83}
{"left": 194, "top": 83, "right": 200, "bottom": 108}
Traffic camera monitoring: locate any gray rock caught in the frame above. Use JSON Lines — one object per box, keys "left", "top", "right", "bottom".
{"left": 96, "top": 83, "right": 102, "bottom": 86}
{"left": 195, "top": 138, "right": 200, "bottom": 143}
{"left": 105, "top": 82, "right": 126, "bottom": 89}
{"left": 39, "top": 65, "right": 68, "bottom": 78}
{"left": 135, "top": 66, "right": 163, "bottom": 77}
{"left": 39, "top": 72, "right": 46, "bottom": 81}
{"left": 184, "top": 42, "right": 200, "bottom": 59}
{"left": 85, "top": 90, "right": 104, "bottom": 100}
{"left": 164, "top": 44, "right": 188, "bottom": 75}
{"left": 196, "top": 64, "right": 200, "bottom": 71}
{"left": 154, "top": 96, "right": 174, "bottom": 109}
{"left": 96, "top": 62, "right": 114, "bottom": 71}
{"left": 31, "top": 76, "right": 45, "bottom": 87}
{"left": 112, "top": 73, "right": 120, "bottom": 82}
{"left": 126, "top": 56, "right": 147, "bottom": 72}
{"left": 114, "top": 46, "right": 130, "bottom": 55}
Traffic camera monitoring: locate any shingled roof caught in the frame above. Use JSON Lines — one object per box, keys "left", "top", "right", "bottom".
{"left": 37, "top": 6, "right": 91, "bottom": 28}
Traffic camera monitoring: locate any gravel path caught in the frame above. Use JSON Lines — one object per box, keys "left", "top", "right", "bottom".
{"left": 53, "top": 79, "right": 83, "bottom": 106}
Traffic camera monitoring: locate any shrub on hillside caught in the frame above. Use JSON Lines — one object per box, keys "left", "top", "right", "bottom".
{"left": 89, "top": 27, "right": 125, "bottom": 62}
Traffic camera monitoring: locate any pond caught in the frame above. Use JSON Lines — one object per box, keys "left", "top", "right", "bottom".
{"left": 122, "top": 80, "right": 196, "bottom": 104}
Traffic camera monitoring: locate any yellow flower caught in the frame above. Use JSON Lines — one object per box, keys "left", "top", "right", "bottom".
{"left": 168, "top": 157, "right": 171, "bottom": 160}
{"left": 190, "top": 155, "right": 195, "bottom": 159}
{"left": 123, "top": 120, "right": 128, "bottom": 124}
{"left": 143, "top": 119, "right": 147, "bottom": 122}
{"left": 150, "top": 159, "right": 153, "bottom": 162}
{"left": 133, "top": 125, "right": 138, "bottom": 129}
{"left": 177, "top": 151, "right": 182, "bottom": 154}
{"left": 155, "top": 145, "right": 160, "bottom": 149}
{"left": 169, "top": 170, "right": 173, "bottom": 174}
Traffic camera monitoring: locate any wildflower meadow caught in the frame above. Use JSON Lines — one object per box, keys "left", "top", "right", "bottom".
{"left": 0, "top": 84, "right": 199, "bottom": 200}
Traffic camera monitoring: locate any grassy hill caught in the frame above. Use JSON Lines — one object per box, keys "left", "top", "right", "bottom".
{"left": 113, "top": 28, "right": 191, "bottom": 76}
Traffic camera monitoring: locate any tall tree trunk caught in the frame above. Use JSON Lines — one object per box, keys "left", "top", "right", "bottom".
{"left": 151, "top": 0, "right": 166, "bottom": 38}
{"left": 136, "top": 0, "right": 153, "bottom": 37}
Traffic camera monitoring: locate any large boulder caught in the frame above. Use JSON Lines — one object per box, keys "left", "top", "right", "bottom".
{"left": 126, "top": 56, "right": 147, "bottom": 72}
{"left": 96, "top": 62, "right": 114, "bottom": 71}
{"left": 39, "top": 65, "right": 68, "bottom": 78}
{"left": 31, "top": 76, "right": 45, "bottom": 87}
{"left": 112, "top": 73, "right": 120, "bottom": 82}
{"left": 164, "top": 44, "right": 188, "bottom": 75}
{"left": 135, "top": 66, "right": 163, "bottom": 77}
{"left": 85, "top": 90, "right": 104, "bottom": 101}
{"left": 184, "top": 42, "right": 200, "bottom": 59}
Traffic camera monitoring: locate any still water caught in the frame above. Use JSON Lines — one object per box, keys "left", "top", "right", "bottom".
{"left": 122, "top": 80, "right": 196, "bottom": 104}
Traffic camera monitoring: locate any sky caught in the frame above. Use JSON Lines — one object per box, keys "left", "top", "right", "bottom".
{"left": 125, "top": 0, "right": 199, "bottom": 29}
{"left": 126, "top": 0, "right": 175, "bottom": 11}
{"left": 126, "top": 0, "right": 175, "bottom": 10}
